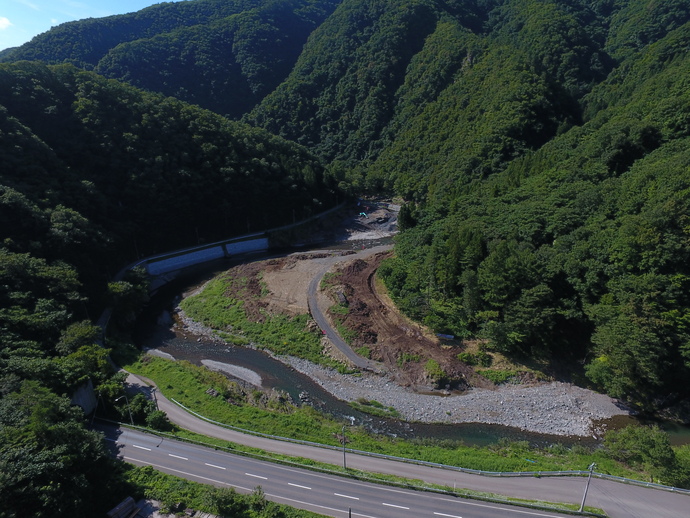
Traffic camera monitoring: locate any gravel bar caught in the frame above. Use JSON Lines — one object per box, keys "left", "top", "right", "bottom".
{"left": 282, "top": 356, "right": 629, "bottom": 437}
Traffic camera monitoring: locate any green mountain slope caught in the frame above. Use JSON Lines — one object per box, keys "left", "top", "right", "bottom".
{"left": 3, "top": 0, "right": 690, "bottom": 410}
{"left": 1, "top": 0, "right": 267, "bottom": 67}
{"left": 1, "top": 0, "right": 340, "bottom": 118}
{"left": 379, "top": 15, "right": 690, "bottom": 409}
{"left": 0, "top": 61, "right": 333, "bottom": 294}
{"left": 0, "top": 61, "right": 336, "bottom": 515}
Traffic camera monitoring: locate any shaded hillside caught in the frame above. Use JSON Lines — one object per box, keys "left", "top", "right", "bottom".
{"left": 1, "top": 0, "right": 269, "bottom": 68}
{"left": 0, "top": 60, "right": 337, "bottom": 516}
{"left": 378, "top": 11, "right": 690, "bottom": 410}
{"left": 1, "top": 0, "right": 340, "bottom": 118}
{"left": 3, "top": 0, "right": 690, "bottom": 411}
{"left": 0, "top": 61, "right": 334, "bottom": 299}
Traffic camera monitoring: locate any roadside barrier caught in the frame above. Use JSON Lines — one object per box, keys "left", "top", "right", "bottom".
{"left": 168, "top": 397, "right": 690, "bottom": 497}
{"left": 100, "top": 418, "right": 606, "bottom": 517}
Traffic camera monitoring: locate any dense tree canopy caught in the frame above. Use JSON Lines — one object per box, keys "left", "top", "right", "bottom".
{"left": 2, "top": 1, "right": 690, "bottom": 513}
{"left": 0, "top": 59, "right": 335, "bottom": 515}
{"left": 1, "top": 0, "right": 340, "bottom": 118}
{"left": 3, "top": 0, "right": 690, "bottom": 412}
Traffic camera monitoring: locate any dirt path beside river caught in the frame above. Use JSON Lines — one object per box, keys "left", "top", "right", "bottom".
{"left": 176, "top": 200, "right": 630, "bottom": 437}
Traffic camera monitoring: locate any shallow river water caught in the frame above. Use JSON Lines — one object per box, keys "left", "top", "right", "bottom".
{"left": 132, "top": 245, "right": 690, "bottom": 448}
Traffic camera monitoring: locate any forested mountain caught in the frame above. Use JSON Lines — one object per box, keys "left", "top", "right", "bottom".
{"left": 2, "top": 0, "right": 690, "bottom": 498}
{"left": 250, "top": 0, "right": 690, "bottom": 411}
{"left": 0, "top": 60, "right": 334, "bottom": 516}
{"left": 1, "top": 0, "right": 341, "bottom": 118}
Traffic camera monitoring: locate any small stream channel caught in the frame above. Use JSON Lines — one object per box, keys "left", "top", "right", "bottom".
{"left": 132, "top": 243, "right": 690, "bottom": 448}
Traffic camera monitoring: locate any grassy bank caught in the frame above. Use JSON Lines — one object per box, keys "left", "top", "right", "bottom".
{"left": 137, "top": 429, "right": 606, "bottom": 516}
{"left": 180, "top": 272, "right": 344, "bottom": 370}
{"left": 124, "top": 465, "right": 327, "bottom": 517}
{"left": 125, "top": 354, "right": 648, "bottom": 479}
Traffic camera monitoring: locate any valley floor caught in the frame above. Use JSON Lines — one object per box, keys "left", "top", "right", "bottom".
{"left": 170, "top": 201, "right": 630, "bottom": 437}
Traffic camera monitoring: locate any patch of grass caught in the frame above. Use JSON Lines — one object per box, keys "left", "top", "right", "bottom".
{"left": 397, "top": 352, "right": 420, "bottom": 367}
{"left": 329, "top": 302, "right": 349, "bottom": 315}
{"left": 477, "top": 369, "right": 519, "bottom": 384}
{"left": 124, "top": 464, "right": 326, "bottom": 517}
{"left": 425, "top": 358, "right": 447, "bottom": 387}
{"left": 137, "top": 430, "right": 606, "bottom": 516}
{"left": 124, "top": 354, "right": 655, "bottom": 483}
{"left": 457, "top": 351, "right": 493, "bottom": 367}
{"left": 180, "top": 275, "right": 343, "bottom": 369}
{"left": 320, "top": 271, "right": 342, "bottom": 289}
{"left": 355, "top": 346, "right": 371, "bottom": 359}
{"left": 334, "top": 321, "right": 358, "bottom": 345}
{"left": 350, "top": 398, "right": 400, "bottom": 418}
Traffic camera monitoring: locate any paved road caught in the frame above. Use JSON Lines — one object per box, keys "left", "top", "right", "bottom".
{"left": 125, "top": 373, "right": 688, "bottom": 518}
{"left": 306, "top": 244, "right": 392, "bottom": 371}
{"left": 104, "top": 425, "right": 577, "bottom": 518}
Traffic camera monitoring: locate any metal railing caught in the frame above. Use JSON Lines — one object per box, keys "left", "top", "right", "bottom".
{"left": 168, "top": 397, "right": 690, "bottom": 497}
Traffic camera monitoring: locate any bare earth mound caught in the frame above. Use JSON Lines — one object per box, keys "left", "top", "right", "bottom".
{"left": 184, "top": 201, "right": 630, "bottom": 436}
{"left": 326, "top": 251, "right": 493, "bottom": 391}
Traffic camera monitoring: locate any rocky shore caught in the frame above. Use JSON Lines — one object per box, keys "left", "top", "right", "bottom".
{"left": 174, "top": 303, "right": 629, "bottom": 438}
{"left": 282, "top": 356, "right": 629, "bottom": 437}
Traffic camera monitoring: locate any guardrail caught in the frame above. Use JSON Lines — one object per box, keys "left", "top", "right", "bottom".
{"left": 168, "top": 398, "right": 690, "bottom": 497}
{"left": 102, "top": 202, "right": 690, "bottom": 500}
{"left": 110, "top": 201, "right": 347, "bottom": 283}
{"left": 101, "top": 418, "right": 607, "bottom": 517}
{"left": 97, "top": 202, "right": 346, "bottom": 331}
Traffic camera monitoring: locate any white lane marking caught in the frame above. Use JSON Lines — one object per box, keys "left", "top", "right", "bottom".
{"left": 267, "top": 492, "right": 379, "bottom": 518}
{"left": 169, "top": 454, "right": 188, "bottom": 460}
{"left": 123, "top": 456, "right": 252, "bottom": 492}
{"left": 245, "top": 473, "right": 268, "bottom": 480}
{"left": 373, "top": 485, "right": 566, "bottom": 517}
{"left": 104, "top": 437, "right": 116, "bottom": 442}
{"left": 133, "top": 445, "right": 151, "bottom": 451}
{"left": 334, "top": 493, "right": 359, "bottom": 500}
{"left": 435, "top": 513, "right": 462, "bottom": 518}
{"left": 205, "top": 463, "right": 226, "bottom": 470}
{"left": 382, "top": 503, "right": 409, "bottom": 510}
{"left": 288, "top": 483, "right": 312, "bottom": 490}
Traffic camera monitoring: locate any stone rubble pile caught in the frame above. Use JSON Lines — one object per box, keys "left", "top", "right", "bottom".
{"left": 284, "top": 357, "right": 628, "bottom": 437}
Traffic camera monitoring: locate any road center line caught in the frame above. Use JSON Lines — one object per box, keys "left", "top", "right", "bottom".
{"left": 382, "top": 503, "right": 409, "bottom": 510}
{"left": 334, "top": 493, "right": 359, "bottom": 500}
{"left": 169, "top": 454, "right": 188, "bottom": 460}
{"left": 288, "top": 483, "right": 312, "bottom": 490}
{"left": 245, "top": 473, "right": 268, "bottom": 480}
{"left": 205, "top": 463, "right": 226, "bottom": 470}
{"left": 434, "top": 513, "right": 462, "bottom": 518}
{"left": 132, "top": 445, "right": 151, "bottom": 451}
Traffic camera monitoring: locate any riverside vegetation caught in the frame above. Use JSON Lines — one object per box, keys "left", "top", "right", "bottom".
{"left": 124, "top": 353, "right": 690, "bottom": 487}
{"left": 6, "top": 0, "right": 687, "bottom": 415}
{"left": 3, "top": 1, "right": 690, "bottom": 516}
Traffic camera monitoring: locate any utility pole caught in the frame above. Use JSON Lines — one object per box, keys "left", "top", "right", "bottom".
{"left": 342, "top": 425, "right": 347, "bottom": 469}
{"left": 579, "top": 462, "right": 596, "bottom": 513}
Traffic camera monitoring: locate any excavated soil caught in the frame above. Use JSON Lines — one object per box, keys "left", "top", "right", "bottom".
{"left": 326, "top": 251, "right": 493, "bottom": 391}
{"left": 179, "top": 201, "right": 631, "bottom": 435}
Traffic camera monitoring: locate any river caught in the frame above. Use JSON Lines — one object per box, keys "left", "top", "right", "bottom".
{"left": 132, "top": 243, "right": 690, "bottom": 448}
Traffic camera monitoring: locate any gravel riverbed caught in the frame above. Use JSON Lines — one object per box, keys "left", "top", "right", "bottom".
{"left": 175, "top": 298, "right": 629, "bottom": 438}
{"left": 282, "top": 356, "right": 629, "bottom": 437}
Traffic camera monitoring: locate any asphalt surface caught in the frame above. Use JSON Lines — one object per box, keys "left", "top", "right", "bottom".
{"left": 305, "top": 244, "right": 391, "bottom": 371}
{"left": 103, "top": 425, "right": 578, "bottom": 518}
{"left": 124, "top": 372, "right": 688, "bottom": 518}
{"left": 119, "top": 242, "right": 689, "bottom": 517}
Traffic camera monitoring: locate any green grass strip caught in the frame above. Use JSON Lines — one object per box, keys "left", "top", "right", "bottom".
{"left": 125, "top": 354, "right": 647, "bottom": 481}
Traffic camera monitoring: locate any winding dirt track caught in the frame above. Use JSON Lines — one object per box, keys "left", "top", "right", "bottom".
{"left": 306, "top": 245, "right": 391, "bottom": 371}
